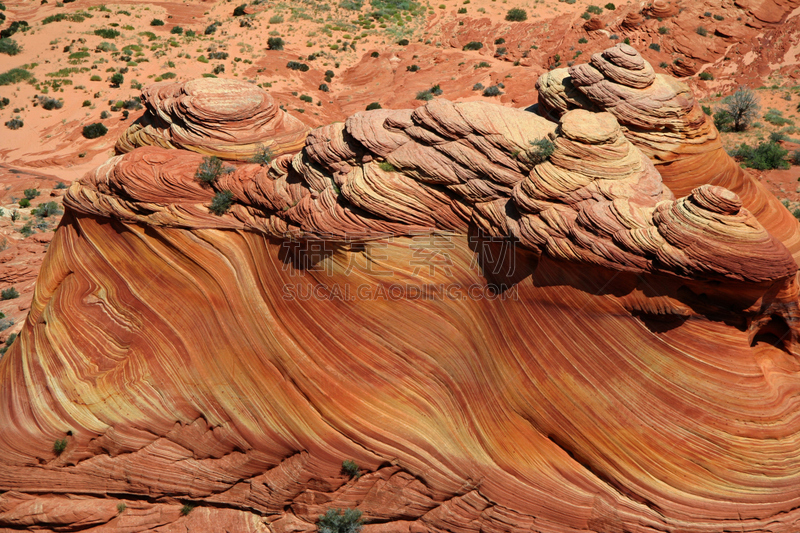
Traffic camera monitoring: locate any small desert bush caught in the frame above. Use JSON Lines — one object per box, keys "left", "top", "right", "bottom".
{"left": 463, "top": 41, "right": 483, "bottom": 51}
{"left": 53, "top": 438, "right": 68, "bottom": 455}
{"left": 267, "top": 37, "right": 284, "bottom": 50}
{"left": 505, "top": 7, "right": 527, "bottom": 21}
{"left": 94, "top": 28, "right": 120, "bottom": 39}
{"left": 0, "top": 68, "right": 33, "bottom": 86}
{"left": 287, "top": 61, "right": 310, "bottom": 71}
{"left": 82, "top": 122, "right": 108, "bottom": 139}
{"left": 170, "top": 26, "right": 183, "bottom": 34}
{"left": 366, "top": 102, "right": 381, "bottom": 110}
{"left": 233, "top": 4, "right": 247, "bottom": 16}
{"left": 5, "top": 118, "right": 22, "bottom": 129}
{"left": 250, "top": 144, "right": 274, "bottom": 165}
{"left": 196, "top": 156, "right": 225, "bottom": 183}
{"left": 732, "top": 141, "right": 789, "bottom": 170}
{"left": 341, "top": 459, "right": 360, "bottom": 478}
{"left": 0, "top": 37, "right": 20, "bottom": 55}
{"left": 1, "top": 287, "right": 19, "bottom": 300}
{"left": 24, "top": 188, "right": 40, "bottom": 200}
{"left": 39, "top": 97, "right": 63, "bottom": 110}
{"left": 526, "top": 137, "right": 555, "bottom": 164}
{"left": 649, "top": 43, "right": 660, "bottom": 52}
{"left": 150, "top": 18, "right": 164, "bottom": 26}
{"left": 317, "top": 508, "right": 363, "bottom": 533}
{"left": 483, "top": 85, "right": 502, "bottom": 97}
{"left": 209, "top": 191, "right": 234, "bottom": 215}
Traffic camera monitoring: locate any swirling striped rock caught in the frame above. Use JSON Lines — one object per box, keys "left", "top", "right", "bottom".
{"left": 536, "top": 43, "right": 800, "bottom": 261}
{"left": 3, "top": 71, "right": 800, "bottom": 533}
{"left": 115, "top": 78, "right": 309, "bottom": 160}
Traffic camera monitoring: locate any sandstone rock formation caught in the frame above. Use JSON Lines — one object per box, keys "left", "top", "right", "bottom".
{"left": 115, "top": 78, "right": 309, "bottom": 160}
{"left": 2, "top": 46, "right": 800, "bottom": 532}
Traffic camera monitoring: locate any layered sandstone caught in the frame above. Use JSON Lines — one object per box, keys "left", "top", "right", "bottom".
{"left": 115, "top": 78, "right": 309, "bottom": 160}
{"left": 2, "top": 47, "right": 800, "bottom": 533}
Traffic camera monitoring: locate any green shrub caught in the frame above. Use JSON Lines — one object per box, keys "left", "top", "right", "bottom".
{"left": 39, "top": 97, "right": 63, "bottom": 110}
{"left": 180, "top": 504, "right": 195, "bottom": 516}
{"left": 713, "top": 14, "right": 724, "bottom": 20}
{"left": 0, "top": 37, "right": 20, "bottom": 55}
{"left": 250, "top": 144, "right": 274, "bottom": 165}
{"left": 24, "top": 188, "right": 40, "bottom": 200}
{"left": 462, "top": 41, "right": 483, "bottom": 51}
{"left": 658, "top": 26, "right": 668, "bottom": 34}
{"left": 505, "top": 7, "right": 527, "bottom": 21}
{"left": 170, "top": 26, "right": 183, "bottom": 34}
{"left": 287, "top": 61, "right": 310, "bottom": 71}
{"left": 269, "top": 14, "right": 284, "bottom": 24}
{"left": 578, "top": 37, "right": 588, "bottom": 44}
{"left": 205, "top": 22, "right": 219, "bottom": 34}
{"left": 18, "top": 198, "right": 29, "bottom": 208}
{"left": 378, "top": 161, "right": 396, "bottom": 171}
{"left": 699, "top": 71, "right": 713, "bottom": 81}
{"left": 586, "top": 4, "right": 602, "bottom": 14}
{"left": 648, "top": 43, "right": 660, "bottom": 52}
{"left": 150, "top": 18, "right": 164, "bottom": 26}
{"left": 82, "top": 122, "right": 108, "bottom": 139}
{"left": 483, "top": 85, "right": 502, "bottom": 97}
{"left": 604, "top": 2, "right": 615, "bottom": 8}
{"left": 110, "top": 72, "right": 124, "bottom": 87}
{"left": 1, "top": 287, "right": 19, "bottom": 300}
{"left": 317, "top": 508, "right": 363, "bottom": 533}
{"left": 5, "top": 118, "right": 22, "bottom": 129}
{"left": 397, "top": 38, "right": 409, "bottom": 45}
{"left": 0, "top": 68, "right": 33, "bottom": 86}
{"left": 732, "top": 141, "right": 789, "bottom": 170}
{"left": 342, "top": 459, "right": 360, "bottom": 478}
{"left": 415, "top": 89, "right": 433, "bottom": 101}
{"left": 406, "top": 64, "right": 419, "bottom": 72}
{"left": 55, "top": 181, "right": 68, "bottom": 189}
{"left": 370, "top": 51, "right": 379, "bottom": 58}
{"left": 300, "top": 94, "right": 313, "bottom": 103}
{"left": 366, "top": 102, "right": 381, "bottom": 110}
{"left": 526, "top": 137, "right": 554, "bottom": 164}
{"left": 53, "top": 438, "right": 68, "bottom": 455}
{"left": 209, "top": 190, "right": 234, "bottom": 215}
{"left": 32, "top": 201, "right": 61, "bottom": 217}
{"left": 94, "top": 28, "right": 120, "bottom": 39}
{"left": 117, "top": 503, "right": 127, "bottom": 513}
{"left": 340, "top": 0, "right": 364, "bottom": 10}
{"left": 701, "top": 105, "right": 712, "bottom": 115}
{"left": 197, "top": 55, "right": 208, "bottom": 63}
{"left": 791, "top": 149, "right": 800, "bottom": 165}
{"left": 764, "top": 108, "right": 792, "bottom": 126}
{"left": 696, "top": 26, "right": 708, "bottom": 36}
{"left": 208, "top": 51, "right": 228, "bottom": 59}
{"left": 494, "top": 37, "right": 505, "bottom": 45}
{"left": 196, "top": 156, "right": 225, "bottom": 183}
{"left": 581, "top": 11, "right": 591, "bottom": 19}
{"left": 233, "top": 4, "right": 247, "bottom": 16}
{"left": 267, "top": 37, "right": 284, "bottom": 50}
{"left": 472, "top": 82, "right": 483, "bottom": 91}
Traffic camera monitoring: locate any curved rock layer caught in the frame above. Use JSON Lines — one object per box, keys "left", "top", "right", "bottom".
{"left": 536, "top": 43, "right": 800, "bottom": 262}
{"left": 115, "top": 78, "right": 310, "bottom": 160}
{"left": 3, "top": 49, "right": 800, "bottom": 532}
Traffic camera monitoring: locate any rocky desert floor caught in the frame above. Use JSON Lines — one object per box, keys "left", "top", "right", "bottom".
{"left": 1, "top": 0, "right": 800, "bottom": 346}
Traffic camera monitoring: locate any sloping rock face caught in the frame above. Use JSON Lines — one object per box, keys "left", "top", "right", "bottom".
{"left": 115, "top": 78, "right": 309, "bottom": 160}
{"left": 3, "top": 47, "right": 800, "bottom": 532}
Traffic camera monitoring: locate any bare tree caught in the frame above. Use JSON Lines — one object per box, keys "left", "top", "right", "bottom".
{"left": 723, "top": 86, "right": 761, "bottom": 132}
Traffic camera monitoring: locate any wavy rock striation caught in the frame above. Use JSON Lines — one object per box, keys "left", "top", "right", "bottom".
{"left": 536, "top": 43, "right": 800, "bottom": 261}
{"left": 115, "top": 78, "right": 309, "bottom": 160}
{"left": 3, "top": 48, "right": 800, "bottom": 532}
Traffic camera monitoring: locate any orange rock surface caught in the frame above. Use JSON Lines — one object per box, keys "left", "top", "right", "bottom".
{"left": 2, "top": 47, "right": 800, "bottom": 532}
